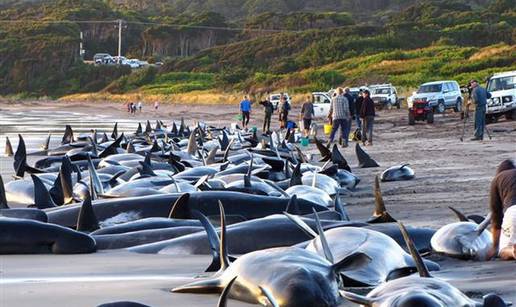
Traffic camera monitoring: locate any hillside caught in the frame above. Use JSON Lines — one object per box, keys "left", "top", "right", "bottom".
{"left": 0, "top": 0, "right": 514, "bottom": 99}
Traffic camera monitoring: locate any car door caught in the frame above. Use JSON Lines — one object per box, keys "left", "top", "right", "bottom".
{"left": 444, "top": 83, "right": 455, "bottom": 106}
{"left": 313, "top": 94, "right": 331, "bottom": 117}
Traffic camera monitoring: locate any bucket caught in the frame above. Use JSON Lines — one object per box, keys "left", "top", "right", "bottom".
{"left": 251, "top": 126, "right": 257, "bottom": 133}
{"left": 324, "top": 124, "right": 332, "bottom": 134}
{"left": 300, "top": 137, "right": 309, "bottom": 146}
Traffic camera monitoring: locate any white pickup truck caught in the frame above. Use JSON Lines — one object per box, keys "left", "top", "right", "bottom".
{"left": 486, "top": 71, "right": 516, "bottom": 122}
{"left": 370, "top": 84, "right": 399, "bottom": 109}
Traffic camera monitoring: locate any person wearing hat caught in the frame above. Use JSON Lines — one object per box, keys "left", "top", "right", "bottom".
{"left": 467, "top": 79, "right": 491, "bottom": 141}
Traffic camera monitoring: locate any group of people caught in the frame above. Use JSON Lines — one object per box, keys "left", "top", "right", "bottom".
{"left": 239, "top": 89, "right": 376, "bottom": 147}
{"left": 127, "top": 102, "right": 142, "bottom": 114}
{"left": 327, "top": 87, "right": 375, "bottom": 147}
{"left": 239, "top": 94, "right": 292, "bottom": 133}
{"left": 126, "top": 101, "right": 160, "bottom": 115}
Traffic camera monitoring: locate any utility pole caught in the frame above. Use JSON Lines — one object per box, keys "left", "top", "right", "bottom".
{"left": 117, "top": 19, "right": 122, "bottom": 64}
{"left": 79, "top": 31, "right": 85, "bottom": 61}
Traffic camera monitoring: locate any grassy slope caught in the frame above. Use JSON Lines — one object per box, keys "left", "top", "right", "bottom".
{"left": 62, "top": 43, "right": 516, "bottom": 105}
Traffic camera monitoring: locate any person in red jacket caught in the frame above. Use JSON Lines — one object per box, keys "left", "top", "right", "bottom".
{"left": 360, "top": 90, "right": 375, "bottom": 146}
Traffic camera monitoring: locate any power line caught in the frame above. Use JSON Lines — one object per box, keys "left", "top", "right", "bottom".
{"left": 0, "top": 19, "right": 300, "bottom": 33}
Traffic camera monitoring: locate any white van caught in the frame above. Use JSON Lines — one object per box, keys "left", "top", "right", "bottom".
{"left": 486, "top": 71, "right": 516, "bottom": 121}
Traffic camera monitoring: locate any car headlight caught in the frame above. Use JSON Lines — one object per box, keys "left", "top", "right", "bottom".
{"left": 491, "top": 97, "right": 501, "bottom": 105}
{"left": 502, "top": 96, "right": 513, "bottom": 103}
{"left": 407, "top": 101, "right": 413, "bottom": 108}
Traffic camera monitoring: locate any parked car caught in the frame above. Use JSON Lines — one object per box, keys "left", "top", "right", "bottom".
{"left": 126, "top": 59, "right": 141, "bottom": 68}
{"left": 312, "top": 92, "right": 332, "bottom": 117}
{"left": 486, "top": 70, "right": 516, "bottom": 122}
{"left": 410, "top": 80, "right": 463, "bottom": 113}
{"left": 93, "top": 53, "right": 114, "bottom": 65}
{"left": 270, "top": 93, "right": 292, "bottom": 110}
{"left": 369, "top": 84, "right": 399, "bottom": 109}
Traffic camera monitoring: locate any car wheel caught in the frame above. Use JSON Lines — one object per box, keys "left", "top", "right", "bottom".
{"left": 387, "top": 100, "right": 392, "bottom": 110}
{"left": 408, "top": 110, "right": 415, "bottom": 125}
{"left": 396, "top": 99, "right": 401, "bottom": 109}
{"left": 453, "top": 98, "right": 462, "bottom": 113}
{"left": 505, "top": 109, "right": 516, "bottom": 120}
{"left": 437, "top": 101, "right": 445, "bottom": 114}
{"left": 426, "top": 110, "right": 434, "bottom": 124}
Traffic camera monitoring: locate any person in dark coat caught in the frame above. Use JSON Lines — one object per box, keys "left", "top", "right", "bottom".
{"left": 355, "top": 89, "right": 364, "bottom": 129}
{"left": 259, "top": 94, "right": 274, "bottom": 134}
{"left": 360, "top": 90, "right": 375, "bottom": 146}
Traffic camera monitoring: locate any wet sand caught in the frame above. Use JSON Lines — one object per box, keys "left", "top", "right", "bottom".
{"left": 0, "top": 100, "right": 515, "bottom": 306}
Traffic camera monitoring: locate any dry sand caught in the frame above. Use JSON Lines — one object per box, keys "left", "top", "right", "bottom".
{"left": 0, "top": 100, "right": 515, "bottom": 306}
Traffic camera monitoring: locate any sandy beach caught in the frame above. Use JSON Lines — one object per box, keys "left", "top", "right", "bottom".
{"left": 0, "top": 99, "right": 515, "bottom": 306}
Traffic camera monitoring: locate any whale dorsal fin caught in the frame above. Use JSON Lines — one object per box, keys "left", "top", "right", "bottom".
{"left": 217, "top": 201, "right": 230, "bottom": 271}
{"left": 284, "top": 211, "right": 317, "bottom": 238}
{"left": 111, "top": 122, "right": 118, "bottom": 140}
{"left": 192, "top": 209, "right": 226, "bottom": 273}
{"left": 331, "top": 144, "right": 351, "bottom": 172}
{"left": 14, "top": 134, "right": 27, "bottom": 177}
{"left": 145, "top": 120, "right": 152, "bottom": 134}
{"left": 60, "top": 157, "right": 74, "bottom": 205}
{"left": 312, "top": 208, "right": 334, "bottom": 263}
{"left": 367, "top": 175, "right": 396, "bottom": 223}
{"left": 187, "top": 128, "right": 198, "bottom": 155}
{"left": 31, "top": 174, "right": 57, "bottom": 209}
{"left": 222, "top": 138, "right": 234, "bottom": 163}
{"left": 289, "top": 162, "right": 302, "bottom": 187}
{"left": 76, "top": 191, "right": 99, "bottom": 232}
{"left": 217, "top": 276, "right": 238, "bottom": 307}
{"left": 0, "top": 175, "right": 10, "bottom": 209}
{"left": 99, "top": 134, "right": 124, "bottom": 158}
{"left": 136, "top": 122, "right": 142, "bottom": 135}
{"left": 206, "top": 146, "right": 219, "bottom": 165}
{"left": 398, "top": 222, "right": 431, "bottom": 278}
{"left": 168, "top": 193, "right": 191, "bottom": 219}
{"left": 5, "top": 136, "right": 13, "bottom": 157}
{"left": 61, "top": 125, "right": 74, "bottom": 144}
{"left": 314, "top": 137, "right": 331, "bottom": 161}
{"left": 449, "top": 206, "right": 469, "bottom": 222}
{"left": 285, "top": 195, "right": 300, "bottom": 215}
{"left": 334, "top": 192, "right": 350, "bottom": 221}
{"left": 355, "top": 143, "right": 379, "bottom": 168}
{"left": 476, "top": 213, "right": 492, "bottom": 236}
{"left": 41, "top": 133, "right": 51, "bottom": 151}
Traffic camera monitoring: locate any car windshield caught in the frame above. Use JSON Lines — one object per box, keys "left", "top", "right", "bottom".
{"left": 487, "top": 76, "right": 516, "bottom": 91}
{"left": 418, "top": 84, "right": 442, "bottom": 93}
{"left": 374, "top": 88, "right": 390, "bottom": 95}
{"left": 270, "top": 95, "right": 281, "bottom": 101}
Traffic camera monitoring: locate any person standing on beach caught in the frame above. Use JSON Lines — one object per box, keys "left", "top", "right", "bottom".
{"left": 137, "top": 101, "right": 142, "bottom": 112}
{"left": 360, "top": 89, "right": 375, "bottom": 146}
{"left": 344, "top": 87, "right": 356, "bottom": 136}
{"left": 300, "top": 94, "right": 314, "bottom": 137}
{"left": 467, "top": 79, "right": 491, "bottom": 141}
{"left": 240, "top": 95, "right": 252, "bottom": 129}
{"left": 154, "top": 101, "right": 160, "bottom": 111}
{"left": 355, "top": 89, "right": 364, "bottom": 129}
{"left": 278, "top": 94, "right": 290, "bottom": 129}
{"left": 328, "top": 88, "right": 351, "bottom": 147}
{"left": 487, "top": 159, "right": 516, "bottom": 260}
{"left": 259, "top": 94, "right": 274, "bottom": 134}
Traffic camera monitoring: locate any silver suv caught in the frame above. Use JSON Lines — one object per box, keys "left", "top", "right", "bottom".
{"left": 410, "top": 80, "right": 463, "bottom": 113}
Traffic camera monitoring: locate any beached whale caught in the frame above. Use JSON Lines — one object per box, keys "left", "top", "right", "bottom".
{"left": 341, "top": 223, "right": 508, "bottom": 307}
{"left": 0, "top": 217, "right": 96, "bottom": 254}
{"left": 172, "top": 204, "right": 371, "bottom": 307}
